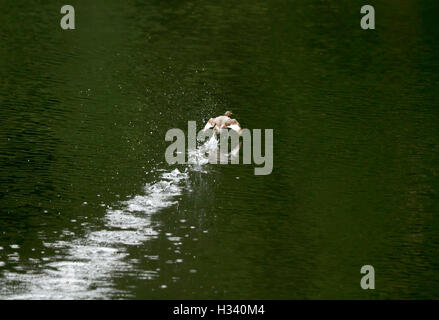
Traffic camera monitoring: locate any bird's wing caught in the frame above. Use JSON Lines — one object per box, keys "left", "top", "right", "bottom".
{"left": 226, "top": 119, "right": 242, "bottom": 134}
{"left": 202, "top": 118, "right": 215, "bottom": 131}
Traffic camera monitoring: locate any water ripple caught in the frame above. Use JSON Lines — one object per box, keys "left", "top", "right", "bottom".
{"left": 0, "top": 168, "right": 189, "bottom": 299}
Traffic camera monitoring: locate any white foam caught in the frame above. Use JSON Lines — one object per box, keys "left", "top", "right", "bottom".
{"left": 0, "top": 135, "right": 225, "bottom": 299}
{"left": 188, "top": 134, "right": 219, "bottom": 168}
{"left": 0, "top": 168, "right": 189, "bottom": 299}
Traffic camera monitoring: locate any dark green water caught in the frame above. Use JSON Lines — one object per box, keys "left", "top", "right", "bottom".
{"left": 1, "top": 0, "right": 439, "bottom": 299}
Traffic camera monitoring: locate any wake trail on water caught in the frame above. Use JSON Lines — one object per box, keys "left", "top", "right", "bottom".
{"left": 0, "top": 137, "right": 219, "bottom": 299}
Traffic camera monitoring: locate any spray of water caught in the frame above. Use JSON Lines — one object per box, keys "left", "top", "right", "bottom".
{"left": 0, "top": 138, "right": 219, "bottom": 299}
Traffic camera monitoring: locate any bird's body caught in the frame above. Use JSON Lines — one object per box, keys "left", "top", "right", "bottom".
{"left": 203, "top": 111, "right": 242, "bottom": 135}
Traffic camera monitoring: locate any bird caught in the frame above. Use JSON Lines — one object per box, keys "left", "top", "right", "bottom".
{"left": 202, "top": 111, "right": 242, "bottom": 135}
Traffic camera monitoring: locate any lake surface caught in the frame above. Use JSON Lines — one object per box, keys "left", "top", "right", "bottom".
{"left": 1, "top": 0, "right": 439, "bottom": 299}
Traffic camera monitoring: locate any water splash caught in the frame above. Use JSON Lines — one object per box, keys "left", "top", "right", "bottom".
{"left": 0, "top": 130, "right": 229, "bottom": 299}
{"left": 0, "top": 169, "right": 189, "bottom": 299}
{"left": 188, "top": 134, "right": 219, "bottom": 169}
{"left": 188, "top": 132, "right": 241, "bottom": 168}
